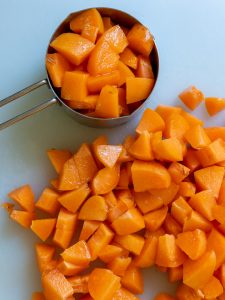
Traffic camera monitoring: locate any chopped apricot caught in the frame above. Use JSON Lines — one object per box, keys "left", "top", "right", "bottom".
{"left": 61, "top": 240, "right": 91, "bottom": 266}
{"left": 149, "top": 182, "right": 179, "bottom": 205}
{"left": 176, "top": 229, "right": 207, "bottom": 260}
{"left": 66, "top": 95, "right": 98, "bottom": 110}
{"left": 61, "top": 71, "right": 89, "bottom": 102}
{"left": 126, "top": 77, "right": 154, "bottom": 104}
{"left": 100, "top": 25, "right": 128, "bottom": 53}
{"left": 42, "top": 268, "right": 74, "bottom": 300}
{"left": 133, "top": 235, "right": 158, "bottom": 268}
{"left": 121, "top": 265, "right": 144, "bottom": 294}
{"left": 87, "top": 71, "right": 120, "bottom": 93}
{"left": 207, "top": 228, "right": 225, "bottom": 269}
{"left": 46, "top": 53, "right": 72, "bottom": 88}
{"left": 183, "top": 250, "right": 216, "bottom": 289}
{"left": 132, "top": 160, "right": 171, "bottom": 192}
{"left": 57, "top": 259, "right": 86, "bottom": 276}
{"left": 194, "top": 165, "right": 225, "bottom": 197}
{"left": 35, "top": 243, "right": 56, "bottom": 273}
{"left": 53, "top": 208, "right": 77, "bottom": 249}
{"left": 35, "top": 188, "right": 60, "bottom": 215}
{"left": 114, "top": 234, "right": 145, "bottom": 255}
{"left": 185, "top": 125, "right": 211, "bottom": 149}
{"left": 92, "top": 164, "right": 120, "bottom": 194}
{"left": 156, "top": 105, "right": 182, "bottom": 122}
{"left": 81, "top": 24, "right": 99, "bottom": 43}
{"left": 95, "top": 85, "right": 120, "bottom": 118}
{"left": 183, "top": 149, "right": 200, "bottom": 172}
{"left": 50, "top": 33, "right": 95, "bottom": 65}
{"left": 134, "top": 191, "right": 163, "bottom": 214}
{"left": 120, "top": 47, "right": 138, "bottom": 69}
{"left": 74, "top": 143, "right": 98, "bottom": 184}
{"left": 196, "top": 138, "right": 225, "bottom": 167}
{"left": 87, "top": 223, "right": 114, "bottom": 260}
{"left": 128, "top": 130, "right": 154, "bottom": 160}
{"left": 164, "top": 113, "right": 190, "bottom": 141}
{"left": 31, "top": 218, "right": 56, "bottom": 241}
{"left": 178, "top": 182, "right": 196, "bottom": 198}
{"left": 163, "top": 214, "right": 182, "bottom": 236}
{"left": 205, "top": 127, "right": 225, "bottom": 141}
{"left": 58, "top": 157, "right": 81, "bottom": 191}
{"left": 88, "top": 268, "right": 121, "bottom": 300}
{"left": 179, "top": 86, "right": 204, "bottom": 110}
{"left": 10, "top": 210, "right": 34, "bottom": 228}
{"left": 136, "top": 55, "right": 154, "bottom": 78}
{"left": 127, "top": 23, "right": 154, "bottom": 56}
{"left": 98, "top": 244, "right": 124, "bottom": 263}
{"left": 87, "top": 39, "right": 119, "bottom": 75}
{"left": 136, "top": 108, "right": 165, "bottom": 134}
{"left": 189, "top": 190, "right": 216, "bottom": 221}
{"left": 57, "top": 183, "right": 90, "bottom": 213}
{"left": 168, "top": 162, "right": 190, "bottom": 184}
{"left": 8, "top": 184, "right": 35, "bottom": 212}
{"left": 183, "top": 210, "right": 212, "bottom": 232}
{"left": 111, "top": 207, "right": 145, "bottom": 235}
{"left": 156, "top": 234, "right": 187, "bottom": 268}
{"left": 152, "top": 137, "right": 183, "bottom": 162}
{"left": 108, "top": 256, "right": 132, "bottom": 276}
{"left": 205, "top": 97, "right": 225, "bottom": 116}
{"left": 79, "top": 220, "right": 100, "bottom": 241}
{"left": 144, "top": 206, "right": 168, "bottom": 232}
{"left": 171, "top": 197, "right": 192, "bottom": 225}
{"left": 200, "top": 276, "right": 223, "bottom": 299}
{"left": 96, "top": 145, "right": 123, "bottom": 167}
{"left": 79, "top": 195, "right": 108, "bottom": 221}
{"left": 70, "top": 8, "right": 104, "bottom": 34}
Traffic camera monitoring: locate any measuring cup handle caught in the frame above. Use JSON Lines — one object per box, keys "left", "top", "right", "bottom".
{"left": 0, "top": 79, "right": 58, "bottom": 130}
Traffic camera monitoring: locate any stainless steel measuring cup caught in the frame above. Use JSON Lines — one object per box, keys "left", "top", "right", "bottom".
{"left": 0, "top": 7, "right": 159, "bottom": 130}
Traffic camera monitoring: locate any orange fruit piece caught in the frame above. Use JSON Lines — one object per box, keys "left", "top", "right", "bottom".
{"left": 70, "top": 8, "right": 104, "bottom": 34}
{"left": 61, "top": 240, "right": 91, "bottom": 266}
{"left": 120, "top": 47, "right": 138, "bottom": 69}
{"left": 205, "top": 97, "right": 225, "bottom": 116}
{"left": 127, "top": 23, "right": 154, "bottom": 56}
{"left": 31, "top": 218, "right": 56, "bottom": 241}
{"left": 50, "top": 33, "right": 95, "bottom": 65}
{"left": 8, "top": 184, "right": 35, "bottom": 212}
{"left": 100, "top": 25, "right": 128, "bottom": 54}
{"left": 126, "top": 77, "right": 154, "bottom": 104}
{"left": 96, "top": 145, "right": 123, "bottom": 168}
{"left": 88, "top": 268, "right": 121, "bottom": 300}
{"left": 61, "top": 71, "right": 89, "bottom": 102}
{"left": 46, "top": 53, "right": 72, "bottom": 88}
{"left": 179, "top": 86, "right": 204, "bottom": 110}
{"left": 87, "top": 39, "right": 119, "bottom": 75}
{"left": 79, "top": 195, "right": 108, "bottom": 221}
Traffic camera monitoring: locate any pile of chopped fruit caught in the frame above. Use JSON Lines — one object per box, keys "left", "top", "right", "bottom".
{"left": 46, "top": 8, "right": 156, "bottom": 118}
{"left": 3, "top": 86, "right": 225, "bottom": 300}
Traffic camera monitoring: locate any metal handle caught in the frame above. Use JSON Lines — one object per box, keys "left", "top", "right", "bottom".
{"left": 0, "top": 79, "right": 57, "bottom": 130}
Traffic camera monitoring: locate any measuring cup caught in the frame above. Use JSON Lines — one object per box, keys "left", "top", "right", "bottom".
{"left": 0, "top": 7, "right": 159, "bottom": 130}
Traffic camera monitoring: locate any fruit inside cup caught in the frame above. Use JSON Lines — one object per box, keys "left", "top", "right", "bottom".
{"left": 46, "top": 8, "right": 157, "bottom": 119}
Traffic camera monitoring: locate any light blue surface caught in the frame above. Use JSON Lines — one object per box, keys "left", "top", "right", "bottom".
{"left": 0, "top": 0, "right": 225, "bottom": 299}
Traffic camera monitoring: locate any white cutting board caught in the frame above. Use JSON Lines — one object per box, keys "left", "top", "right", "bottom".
{"left": 0, "top": 0, "right": 225, "bottom": 299}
